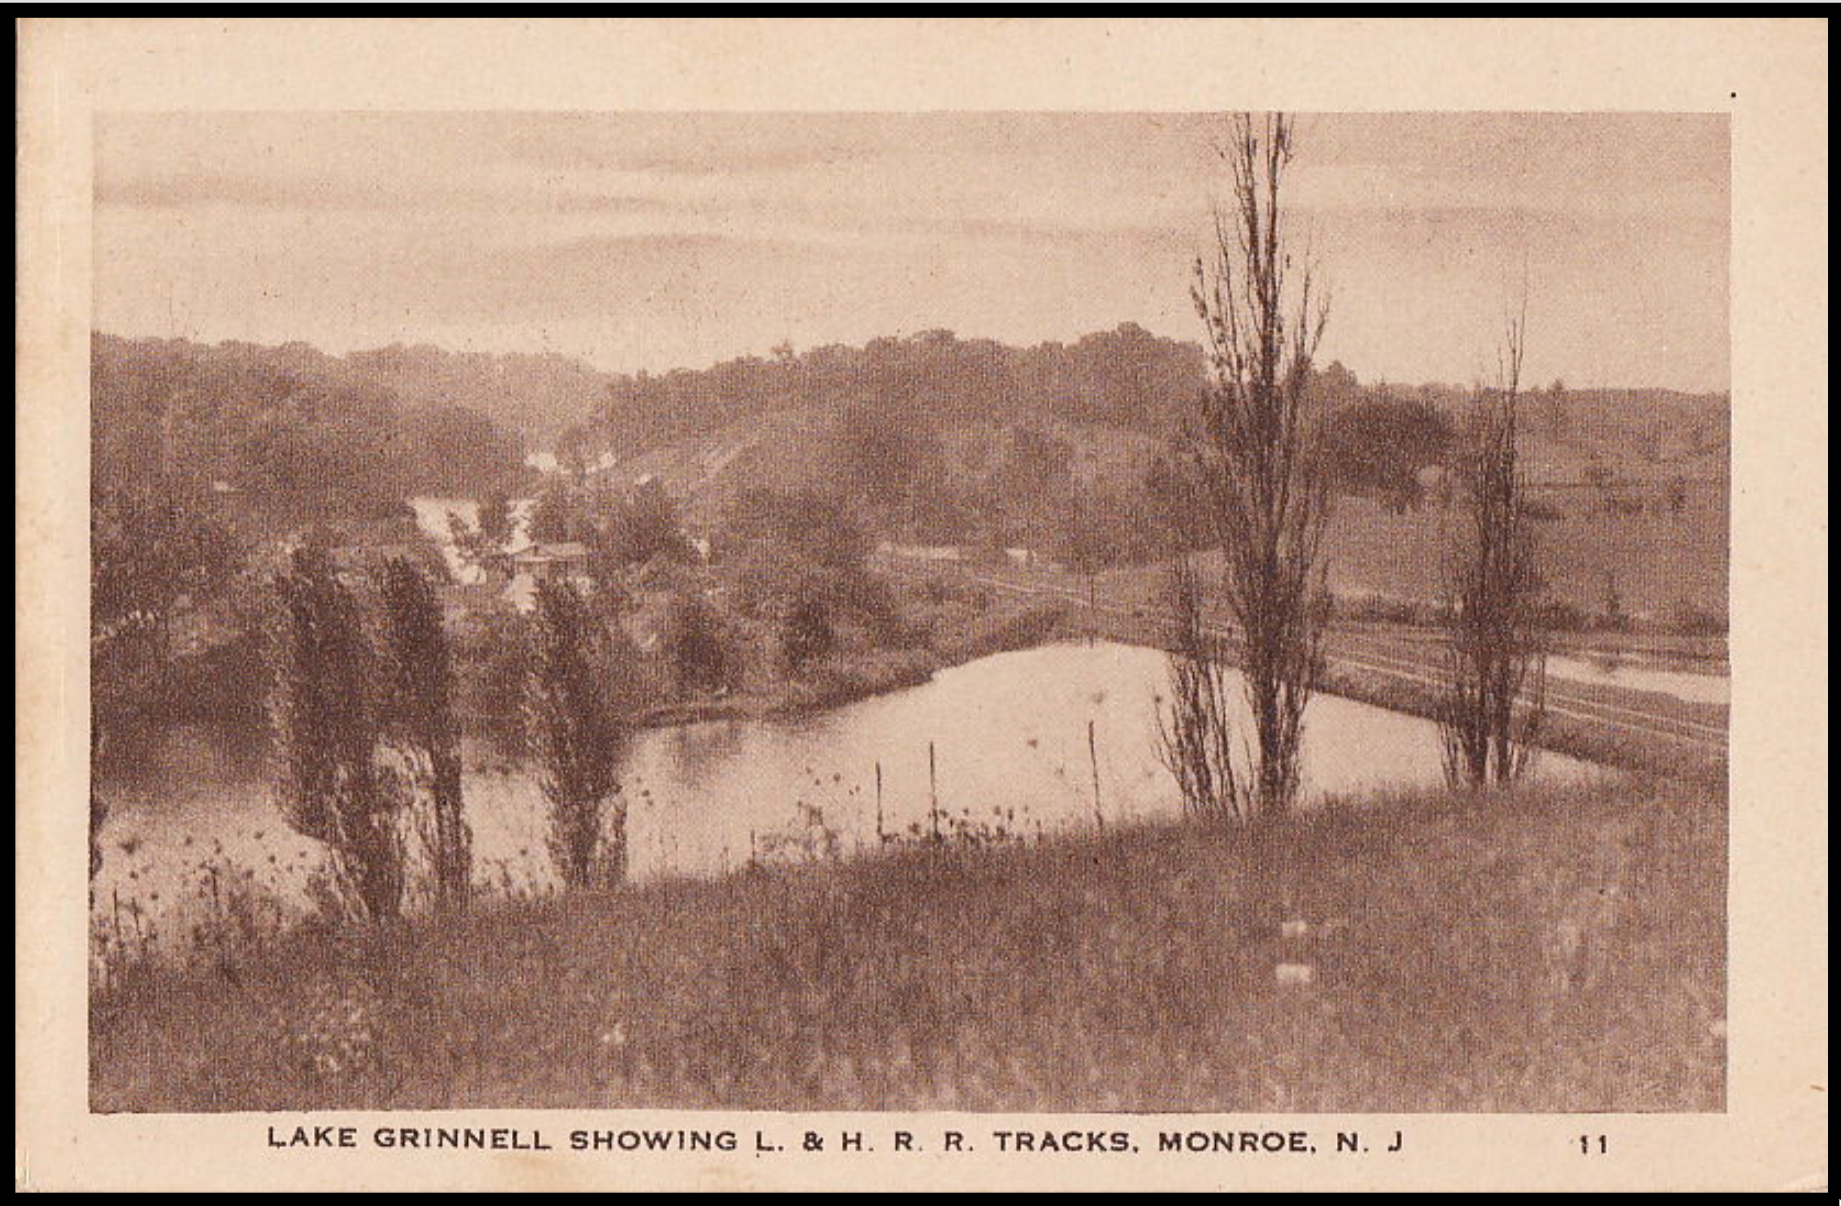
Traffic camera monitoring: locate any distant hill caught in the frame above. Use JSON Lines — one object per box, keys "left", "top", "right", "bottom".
{"left": 1403, "top": 382, "right": 1730, "bottom": 485}
{"left": 93, "top": 334, "right": 618, "bottom": 451}
{"left": 587, "top": 329, "right": 1726, "bottom": 486}
{"left": 93, "top": 329, "right": 1729, "bottom": 516}
{"left": 594, "top": 405, "right": 1165, "bottom": 533}
{"left": 90, "top": 334, "right": 532, "bottom": 524}
{"left": 345, "top": 343, "right": 615, "bottom": 446}
{"left": 588, "top": 325, "right": 1206, "bottom": 460}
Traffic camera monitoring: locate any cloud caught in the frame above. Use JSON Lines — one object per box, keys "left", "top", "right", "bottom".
{"left": 519, "top": 143, "right": 880, "bottom": 177}
{"left": 91, "top": 112, "right": 1730, "bottom": 391}
{"left": 432, "top": 232, "right": 808, "bottom": 322}
{"left": 483, "top": 112, "right": 904, "bottom": 177}
{"left": 96, "top": 169, "right": 670, "bottom": 216}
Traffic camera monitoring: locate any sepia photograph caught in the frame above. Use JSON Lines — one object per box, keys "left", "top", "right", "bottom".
{"left": 17, "top": 16, "right": 1826, "bottom": 1194}
{"left": 83, "top": 105, "right": 1734, "bottom": 1115}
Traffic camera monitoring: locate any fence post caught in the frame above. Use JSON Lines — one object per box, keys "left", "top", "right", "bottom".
{"left": 929, "top": 741, "right": 940, "bottom": 845}
{"left": 1089, "top": 719, "right": 1103, "bottom": 831}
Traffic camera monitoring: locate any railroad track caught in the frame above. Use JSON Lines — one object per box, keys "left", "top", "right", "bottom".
{"left": 1325, "top": 630, "right": 1728, "bottom": 741}
{"left": 890, "top": 563, "right": 1730, "bottom": 753}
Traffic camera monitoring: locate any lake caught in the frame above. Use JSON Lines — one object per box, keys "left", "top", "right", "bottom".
{"left": 92, "top": 641, "right": 1594, "bottom": 949}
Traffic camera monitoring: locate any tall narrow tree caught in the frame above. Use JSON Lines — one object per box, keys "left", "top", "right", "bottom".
{"left": 1155, "top": 552, "right": 1242, "bottom": 822}
{"left": 270, "top": 545, "right": 406, "bottom": 924}
{"left": 377, "top": 557, "right": 471, "bottom": 911}
{"left": 525, "top": 579, "right": 628, "bottom": 888}
{"left": 1171, "top": 112, "right": 1333, "bottom": 818}
{"left": 1438, "top": 313, "right": 1548, "bottom": 786}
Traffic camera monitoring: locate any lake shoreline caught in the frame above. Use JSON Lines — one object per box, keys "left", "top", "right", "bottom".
{"left": 97, "top": 588, "right": 1718, "bottom": 817}
{"left": 1054, "top": 607, "right": 1726, "bottom": 789}
{"left": 89, "top": 603, "right": 1715, "bottom": 987}
{"left": 638, "top": 590, "right": 1723, "bottom": 782}
{"left": 626, "top": 597, "right": 1074, "bottom": 733}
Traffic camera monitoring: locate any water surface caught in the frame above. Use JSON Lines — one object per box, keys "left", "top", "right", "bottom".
{"left": 94, "top": 642, "right": 1594, "bottom": 947}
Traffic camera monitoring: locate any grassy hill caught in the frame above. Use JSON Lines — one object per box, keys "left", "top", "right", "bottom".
{"left": 91, "top": 773, "right": 1724, "bottom": 1113}
{"left": 592, "top": 404, "right": 1164, "bottom": 531}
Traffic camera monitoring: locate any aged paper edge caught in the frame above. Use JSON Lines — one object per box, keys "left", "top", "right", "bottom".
{"left": 15, "top": 16, "right": 1828, "bottom": 1193}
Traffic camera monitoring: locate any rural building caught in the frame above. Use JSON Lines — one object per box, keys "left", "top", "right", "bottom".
{"left": 877, "top": 541, "right": 967, "bottom": 563}
{"left": 509, "top": 541, "right": 590, "bottom": 583}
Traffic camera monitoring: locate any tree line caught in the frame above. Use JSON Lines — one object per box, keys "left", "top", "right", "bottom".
{"left": 589, "top": 324, "right": 1208, "bottom": 458}
{"left": 92, "top": 334, "right": 529, "bottom": 524}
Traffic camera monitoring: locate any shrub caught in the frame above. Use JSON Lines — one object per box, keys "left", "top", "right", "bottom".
{"left": 1661, "top": 602, "right": 1727, "bottom": 637}
{"left": 1533, "top": 600, "right": 1590, "bottom": 633}
{"left": 663, "top": 589, "right": 742, "bottom": 696}
{"left": 1523, "top": 497, "right": 1565, "bottom": 522}
{"left": 777, "top": 593, "right": 835, "bottom": 674}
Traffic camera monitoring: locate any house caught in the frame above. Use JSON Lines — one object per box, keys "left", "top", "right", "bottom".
{"left": 510, "top": 541, "right": 590, "bottom": 584}
{"left": 495, "top": 542, "right": 594, "bottom": 612}
{"left": 876, "top": 541, "right": 967, "bottom": 563}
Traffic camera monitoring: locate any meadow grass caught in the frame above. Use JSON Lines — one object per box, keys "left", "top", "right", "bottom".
{"left": 91, "top": 772, "right": 1724, "bottom": 1114}
{"left": 1088, "top": 493, "right": 1729, "bottom": 635}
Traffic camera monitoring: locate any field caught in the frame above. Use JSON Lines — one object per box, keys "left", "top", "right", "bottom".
{"left": 91, "top": 773, "right": 1724, "bottom": 1114}
{"left": 1319, "top": 487, "right": 1730, "bottom": 624}
{"left": 1085, "top": 487, "right": 1729, "bottom": 629}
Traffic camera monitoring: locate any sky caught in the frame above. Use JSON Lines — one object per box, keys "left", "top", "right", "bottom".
{"left": 94, "top": 112, "right": 1730, "bottom": 391}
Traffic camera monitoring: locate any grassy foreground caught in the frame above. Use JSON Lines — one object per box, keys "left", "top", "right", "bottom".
{"left": 91, "top": 775, "right": 1725, "bottom": 1114}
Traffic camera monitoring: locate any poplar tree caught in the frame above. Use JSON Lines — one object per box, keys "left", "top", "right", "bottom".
{"left": 525, "top": 579, "right": 628, "bottom": 888}
{"left": 1168, "top": 112, "right": 1333, "bottom": 818}
{"left": 377, "top": 557, "right": 471, "bottom": 911}
{"left": 1438, "top": 314, "right": 1548, "bottom": 786}
{"left": 271, "top": 545, "right": 406, "bottom": 923}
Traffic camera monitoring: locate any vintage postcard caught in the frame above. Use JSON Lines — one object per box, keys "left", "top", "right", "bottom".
{"left": 16, "top": 17, "right": 1827, "bottom": 1192}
